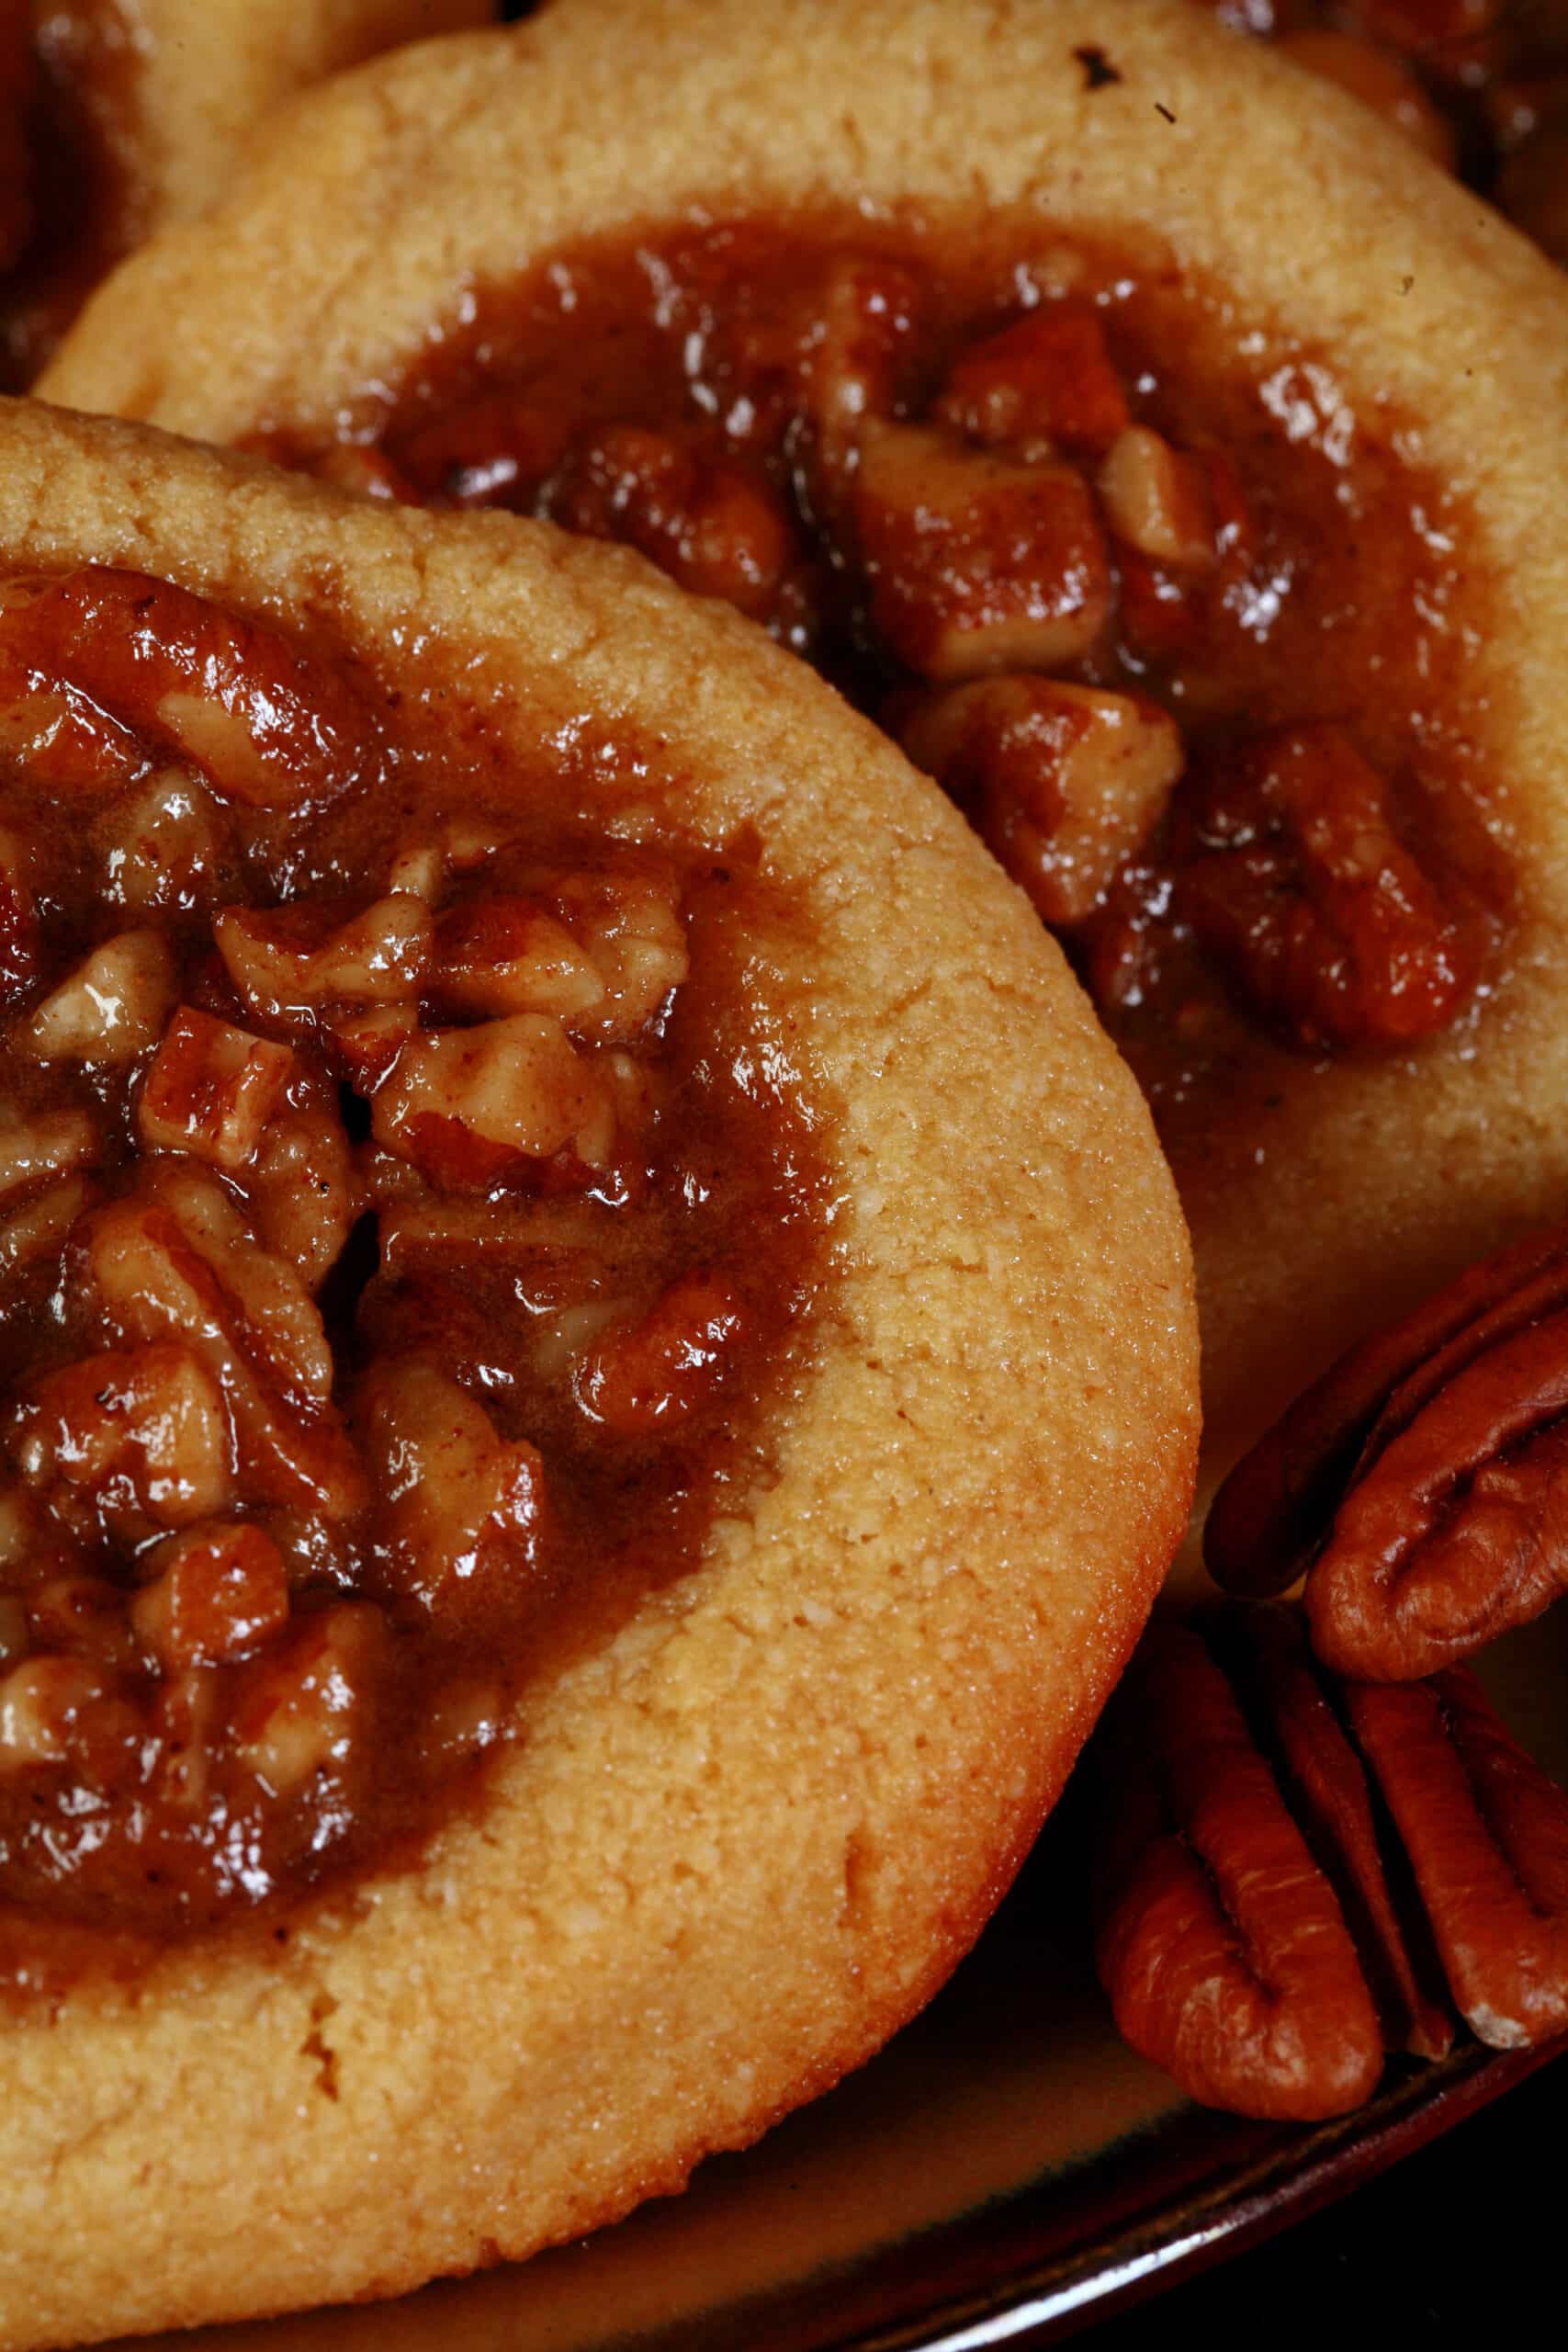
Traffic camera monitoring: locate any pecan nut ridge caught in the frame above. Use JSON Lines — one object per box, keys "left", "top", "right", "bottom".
{"left": 1348, "top": 1668, "right": 1568, "bottom": 2052}
{"left": 1308, "top": 1309, "right": 1568, "bottom": 1680}
{"left": 1206, "top": 1218, "right": 1568, "bottom": 1679}
{"left": 1093, "top": 1618, "right": 1384, "bottom": 2122}
{"left": 1208, "top": 1602, "right": 1452, "bottom": 2063}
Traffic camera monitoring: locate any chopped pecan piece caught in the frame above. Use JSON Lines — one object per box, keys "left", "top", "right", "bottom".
{"left": 385, "top": 818, "right": 502, "bottom": 902}
{"left": 0, "top": 1174, "right": 92, "bottom": 1283}
{"left": 1172, "top": 723, "right": 1481, "bottom": 1052}
{"left": 148, "top": 1666, "right": 220, "bottom": 1815}
{"left": 935, "top": 306, "right": 1131, "bottom": 457}
{"left": 357, "top": 1358, "right": 546, "bottom": 1613}
{"left": 329, "top": 1003, "right": 418, "bottom": 1093}
{"left": 17, "top": 931, "right": 176, "bottom": 1066}
{"left": 26, "top": 1576, "right": 141, "bottom": 1673}
{"left": 794, "top": 254, "right": 921, "bottom": 452}
{"left": 231, "top": 1602, "right": 388, "bottom": 1799}
{"left": 848, "top": 420, "right": 1113, "bottom": 680}
{"left": 14, "top": 1343, "right": 232, "bottom": 1538}
{"left": 897, "top": 675, "right": 1182, "bottom": 926}
{"left": 140, "top": 1006, "right": 296, "bottom": 1170}
{"left": 575, "top": 1271, "right": 748, "bottom": 1436}
{"left": 85, "top": 1170, "right": 366, "bottom": 1520}
{"left": 98, "top": 1166, "right": 334, "bottom": 1404}
{"left": 246, "top": 1093, "right": 362, "bottom": 1289}
{"left": 0, "top": 1657, "right": 141, "bottom": 1787}
{"left": 215, "top": 893, "right": 433, "bottom": 1026}
{"left": 372, "top": 1013, "right": 611, "bottom": 1190}
{"left": 547, "top": 423, "right": 805, "bottom": 624}
{"left": 711, "top": 252, "right": 920, "bottom": 464}
{"left": 0, "top": 570, "right": 380, "bottom": 811}
{"left": 0, "top": 1487, "right": 80, "bottom": 1591}
{"left": 1206, "top": 1218, "right": 1568, "bottom": 1678}
{"left": 1099, "top": 426, "right": 1219, "bottom": 571}
{"left": 544, "top": 868, "right": 689, "bottom": 1040}
{"left": 131, "top": 1522, "right": 291, "bottom": 1672}
{"left": 0, "top": 1108, "right": 97, "bottom": 1203}
{"left": 433, "top": 894, "right": 604, "bottom": 1022}
{"left": 0, "top": 648, "right": 143, "bottom": 796}
{"left": 92, "top": 768, "right": 238, "bottom": 918}
{"left": 1113, "top": 447, "right": 1253, "bottom": 675}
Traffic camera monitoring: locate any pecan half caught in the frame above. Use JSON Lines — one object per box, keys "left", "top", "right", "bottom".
{"left": 1205, "top": 1219, "right": 1568, "bottom": 1679}
{"left": 1093, "top": 1618, "right": 1385, "bottom": 2120}
{"left": 1211, "top": 1603, "right": 1453, "bottom": 2061}
{"left": 1170, "top": 725, "right": 1480, "bottom": 1055}
{"left": 1348, "top": 1668, "right": 1568, "bottom": 2049}
{"left": 1094, "top": 1603, "right": 1568, "bottom": 2116}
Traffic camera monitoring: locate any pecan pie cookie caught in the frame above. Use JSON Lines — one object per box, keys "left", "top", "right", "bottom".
{"left": 39, "top": 0, "right": 1568, "bottom": 1550}
{"left": 1, "top": 0, "right": 492, "bottom": 383}
{"left": 1193, "top": 0, "right": 1568, "bottom": 263}
{"left": 0, "top": 396, "right": 1196, "bottom": 2348}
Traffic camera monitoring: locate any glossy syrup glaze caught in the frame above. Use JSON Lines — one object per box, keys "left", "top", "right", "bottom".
{"left": 271, "top": 213, "right": 1516, "bottom": 1144}
{"left": 0, "top": 560, "right": 837, "bottom": 1987}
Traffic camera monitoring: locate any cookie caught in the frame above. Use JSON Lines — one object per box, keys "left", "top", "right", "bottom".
{"left": 3, "top": 0, "right": 492, "bottom": 380}
{"left": 40, "top": 0, "right": 1568, "bottom": 1546}
{"left": 0, "top": 395, "right": 1197, "bottom": 2347}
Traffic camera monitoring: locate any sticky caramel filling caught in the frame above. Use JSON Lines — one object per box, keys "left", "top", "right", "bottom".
{"left": 0, "top": 562, "right": 833, "bottom": 1972}
{"left": 273, "top": 215, "right": 1514, "bottom": 1126}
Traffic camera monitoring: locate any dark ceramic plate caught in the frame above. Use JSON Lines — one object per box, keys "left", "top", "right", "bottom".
{"left": 124, "top": 1609, "right": 1568, "bottom": 2352}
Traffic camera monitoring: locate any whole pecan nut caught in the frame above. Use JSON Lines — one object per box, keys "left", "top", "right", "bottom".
{"left": 1093, "top": 1603, "right": 1568, "bottom": 2117}
{"left": 1347, "top": 1666, "right": 1568, "bottom": 2050}
{"left": 1209, "top": 1603, "right": 1452, "bottom": 2062}
{"left": 1205, "top": 1220, "right": 1568, "bottom": 1680}
{"left": 1093, "top": 1616, "right": 1386, "bottom": 2120}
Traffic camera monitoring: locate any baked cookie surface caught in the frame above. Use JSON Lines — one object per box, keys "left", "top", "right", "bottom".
{"left": 39, "top": 0, "right": 1568, "bottom": 1538}
{"left": 3, "top": 0, "right": 492, "bottom": 382}
{"left": 0, "top": 397, "right": 1196, "bottom": 2348}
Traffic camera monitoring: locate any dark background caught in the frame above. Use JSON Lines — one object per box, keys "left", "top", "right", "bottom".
{"left": 1088, "top": 2053, "right": 1557, "bottom": 2345}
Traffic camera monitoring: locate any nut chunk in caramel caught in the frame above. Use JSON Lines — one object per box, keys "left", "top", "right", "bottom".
{"left": 267, "top": 214, "right": 1505, "bottom": 1111}
{"left": 849, "top": 422, "right": 1113, "bottom": 680}
{"left": 898, "top": 677, "right": 1182, "bottom": 927}
{"left": 0, "top": 559, "right": 832, "bottom": 1950}
{"left": 1173, "top": 724, "right": 1482, "bottom": 1053}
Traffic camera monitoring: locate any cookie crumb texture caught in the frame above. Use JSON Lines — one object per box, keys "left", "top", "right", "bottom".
{"left": 0, "top": 401, "right": 1196, "bottom": 2347}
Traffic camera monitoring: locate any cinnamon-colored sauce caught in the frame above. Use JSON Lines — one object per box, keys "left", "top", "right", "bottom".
{"left": 0, "top": 564, "right": 836, "bottom": 1991}
{"left": 271, "top": 214, "right": 1516, "bottom": 1154}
